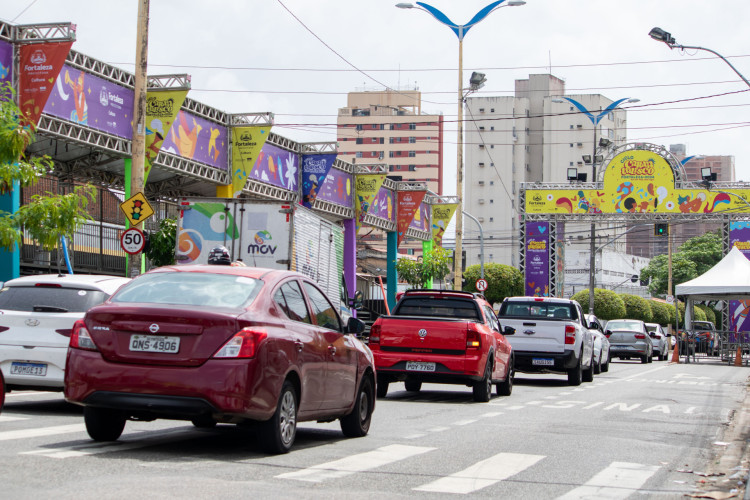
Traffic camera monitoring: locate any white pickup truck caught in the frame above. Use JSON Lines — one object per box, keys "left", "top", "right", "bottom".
{"left": 496, "top": 297, "right": 595, "bottom": 386}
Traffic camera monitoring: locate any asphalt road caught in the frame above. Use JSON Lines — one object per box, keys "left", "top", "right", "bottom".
{"left": 1, "top": 359, "right": 747, "bottom": 499}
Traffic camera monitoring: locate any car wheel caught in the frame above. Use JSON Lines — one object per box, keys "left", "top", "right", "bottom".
{"left": 594, "top": 354, "right": 602, "bottom": 375}
{"left": 340, "top": 376, "right": 374, "bottom": 438}
{"left": 472, "top": 362, "right": 493, "bottom": 402}
{"left": 0, "top": 370, "right": 5, "bottom": 413}
{"left": 258, "top": 380, "right": 297, "bottom": 454}
{"left": 568, "top": 354, "right": 582, "bottom": 386}
{"left": 404, "top": 379, "right": 422, "bottom": 392}
{"left": 648, "top": 353, "right": 653, "bottom": 363}
{"left": 496, "top": 360, "right": 513, "bottom": 397}
{"left": 583, "top": 353, "right": 595, "bottom": 383}
{"left": 191, "top": 416, "right": 217, "bottom": 428}
{"left": 84, "top": 407, "right": 126, "bottom": 441}
{"left": 641, "top": 355, "right": 648, "bottom": 364}
{"left": 376, "top": 374, "right": 389, "bottom": 398}
{"left": 601, "top": 353, "right": 610, "bottom": 373}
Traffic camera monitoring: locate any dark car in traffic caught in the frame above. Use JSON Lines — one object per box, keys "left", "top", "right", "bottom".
{"left": 64, "top": 265, "right": 375, "bottom": 454}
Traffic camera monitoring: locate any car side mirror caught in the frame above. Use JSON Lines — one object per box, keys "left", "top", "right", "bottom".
{"left": 346, "top": 317, "right": 366, "bottom": 335}
{"left": 503, "top": 326, "right": 515, "bottom": 336}
{"left": 349, "top": 290, "right": 364, "bottom": 310}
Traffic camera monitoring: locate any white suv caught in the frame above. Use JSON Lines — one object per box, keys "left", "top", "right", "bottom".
{"left": 0, "top": 274, "right": 130, "bottom": 400}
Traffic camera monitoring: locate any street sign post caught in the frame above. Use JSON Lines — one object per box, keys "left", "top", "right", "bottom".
{"left": 120, "top": 227, "right": 145, "bottom": 255}
{"left": 476, "top": 278, "right": 488, "bottom": 292}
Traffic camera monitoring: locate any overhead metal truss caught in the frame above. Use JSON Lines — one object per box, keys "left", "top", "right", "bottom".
{"left": 598, "top": 142, "right": 688, "bottom": 183}
{"left": 13, "top": 22, "right": 76, "bottom": 43}
{"left": 354, "top": 163, "right": 388, "bottom": 175}
{"left": 0, "top": 21, "right": 12, "bottom": 41}
{"left": 147, "top": 74, "right": 191, "bottom": 91}
{"left": 38, "top": 115, "right": 131, "bottom": 156}
{"left": 230, "top": 112, "right": 275, "bottom": 127}
{"left": 299, "top": 142, "right": 337, "bottom": 154}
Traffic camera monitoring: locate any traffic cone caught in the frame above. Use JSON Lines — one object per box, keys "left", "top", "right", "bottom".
{"left": 671, "top": 342, "right": 680, "bottom": 363}
{"left": 734, "top": 346, "right": 743, "bottom": 367}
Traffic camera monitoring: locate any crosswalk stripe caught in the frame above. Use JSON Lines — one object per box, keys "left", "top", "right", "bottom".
{"left": 414, "top": 452, "right": 545, "bottom": 494}
{"left": 276, "top": 444, "right": 435, "bottom": 482}
{"left": 556, "top": 462, "right": 660, "bottom": 500}
{"left": 0, "top": 423, "right": 84, "bottom": 441}
{"left": 0, "top": 415, "right": 29, "bottom": 422}
{"left": 21, "top": 428, "right": 203, "bottom": 459}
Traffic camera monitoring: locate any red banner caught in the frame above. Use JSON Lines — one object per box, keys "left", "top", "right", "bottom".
{"left": 19, "top": 41, "right": 73, "bottom": 125}
{"left": 397, "top": 190, "right": 427, "bottom": 247}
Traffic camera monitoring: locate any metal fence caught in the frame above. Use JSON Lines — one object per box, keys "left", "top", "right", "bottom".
{"left": 19, "top": 177, "right": 179, "bottom": 276}
{"left": 674, "top": 330, "right": 750, "bottom": 365}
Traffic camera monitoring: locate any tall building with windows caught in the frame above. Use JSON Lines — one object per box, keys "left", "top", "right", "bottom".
{"left": 337, "top": 89, "right": 444, "bottom": 194}
{"left": 464, "top": 74, "right": 644, "bottom": 296}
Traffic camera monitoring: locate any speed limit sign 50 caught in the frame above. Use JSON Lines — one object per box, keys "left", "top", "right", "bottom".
{"left": 120, "top": 227, "right": 145, "bottom": 255}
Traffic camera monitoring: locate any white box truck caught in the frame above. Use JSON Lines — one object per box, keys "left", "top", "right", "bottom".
{"left": 175, "top": 198, "right": 352, "bottom": 317}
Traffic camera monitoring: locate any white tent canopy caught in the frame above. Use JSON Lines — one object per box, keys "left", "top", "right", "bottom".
{"left": 675, "top": 246, "right": 750, "bottom": 328}
{"left": 676, "top": 246, "right": 750, "bottom": 301}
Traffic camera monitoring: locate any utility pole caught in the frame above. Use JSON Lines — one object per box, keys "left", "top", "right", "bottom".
{"left": 129, "top": 0, "right": 149, "bottom": 278}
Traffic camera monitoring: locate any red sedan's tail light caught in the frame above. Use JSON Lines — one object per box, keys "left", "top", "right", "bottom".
{"left": 69, "top": 319, "right": 98, "bottom": 351}
{"left": 213, "top": 328, "right": 267, "bottom": 359}
{"left": 466, "top": 325, "right": 481, "bottom": 349}
{"left": 565, "top": 325, "right": 576, "bottom": 345}
{"left": 368, "top": 323, "right": 381, "bottom": 347}
{"left": 634, "top": 334, "right": 646, "bottom": 339}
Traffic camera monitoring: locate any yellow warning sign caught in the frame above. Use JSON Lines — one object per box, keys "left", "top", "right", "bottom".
{"left": 120, "top": 192, "right": 155, "bottom": 227}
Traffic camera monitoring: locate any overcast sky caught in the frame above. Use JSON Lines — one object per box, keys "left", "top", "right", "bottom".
{"left": 5, "top": 0, "right": 750, "bottom": 194}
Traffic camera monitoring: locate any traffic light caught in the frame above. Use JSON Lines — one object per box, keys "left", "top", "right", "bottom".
{"left": 654, "top": 223, "right": 669, "bottom": 236}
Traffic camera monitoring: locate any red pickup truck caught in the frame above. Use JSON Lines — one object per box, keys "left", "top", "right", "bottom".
{"left": 368, "top": 290, "right": 514, "bottom": 402}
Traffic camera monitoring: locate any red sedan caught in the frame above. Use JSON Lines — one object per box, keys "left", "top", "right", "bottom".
{"left": 64, "top": 265, "right": 375, "bottom": 454}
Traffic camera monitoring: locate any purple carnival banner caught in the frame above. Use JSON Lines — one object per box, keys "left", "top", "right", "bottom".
{"left": 250, "top": 142, "right": 298, "bottom": 192}
{"left": 43, "top": 64, "right": 134, "bottom": 138}
{"left": 317, "top": 167, "right": 352, "bottom": 208}
{"left": 162, "top": 110, "right": 228, "bottom": 171}
{"left": 409, "top": 201, "right": 430, "bottom": 232}
{"left": 370, "top": 187, "right": 394, "bottom": 222}
{"left": 301, "top": 153, "right": 336, "bottom": 208}
{"left": 525, "top": 221, "right": 550, "bottom": 297}
{"left": 0, "top": 39, "right": 11, "bottom": 86}
{"left": 730, "top": 222, "right": 750, "bottom": 332}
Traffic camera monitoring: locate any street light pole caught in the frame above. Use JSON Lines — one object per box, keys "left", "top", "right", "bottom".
{"left": 397, "top": 1, "right": 525, "bottom": 290}
{"left": 463, "top": 210, "right": 484, "bottom": 280}
{"left": 554, "top": 96, "right": 637, "bottom": 314}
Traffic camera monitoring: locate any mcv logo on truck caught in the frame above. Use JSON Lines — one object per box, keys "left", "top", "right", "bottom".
{"left": 248, "top": 230, "right": 276, "bottom": 255}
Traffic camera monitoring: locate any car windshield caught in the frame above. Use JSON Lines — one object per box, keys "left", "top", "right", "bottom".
{"left": 111, "top": 272, "right": 262, "bottom": 309}
{"left": 692, "top": 322, "right": 714, "bottom": 330}
{"left": 607, "top": 320, "right": 643, "bottom": 332}
{"left": 0, "top": 286, "right": 109, "bottom": 313}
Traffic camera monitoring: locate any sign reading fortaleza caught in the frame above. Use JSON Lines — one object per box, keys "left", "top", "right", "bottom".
{"left": 231, "top": 126, "right": 270, "bottom": 197}
{"left": 525, "top": 221, "right": 550, "bottom": 297}
{"left": 397, "top": 191, "right": 427, "bottom": 246}
{"left": 19, "top": 41, "right": 73, "bottom": 125}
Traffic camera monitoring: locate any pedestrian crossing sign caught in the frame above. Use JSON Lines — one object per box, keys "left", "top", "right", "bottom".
{"left": 120, "top": 192, "right": 155, "bottom": 227}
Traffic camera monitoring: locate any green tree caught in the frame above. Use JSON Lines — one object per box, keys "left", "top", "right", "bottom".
{"left": 694, "top": 304, "right": 716, "bottom": 325}
{"left": 145, "top": 217, "right": 177, "bottom": 267}
{"left": 570, "top": 288, "right": 626, "bottom": 321}
{"left": 677, "top": 231, "right": 722, "bottom": 276}
{"left": 693, "top": 306, "right": 707, "bottom": 321}
{"left": 618, "top": 293, "right": 653, "bottom": 322}
{"left": 0, "top": 83, "right": 95, "bottom": 254}
{"left": 462, "top": 262, "right": 523, "bottom": 305}
{"left": 395, "top": 246, "right": 452, "bottom": 289}
{"left": 649, "top": 300, "right": 671, "bottom": 326}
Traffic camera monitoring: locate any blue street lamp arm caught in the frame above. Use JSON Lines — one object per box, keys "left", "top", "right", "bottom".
{"left": 415, "top": 0, "right": 508, "bottom": 40}
{"left": 562, "top": 96, "right": 632, "bottom": 125}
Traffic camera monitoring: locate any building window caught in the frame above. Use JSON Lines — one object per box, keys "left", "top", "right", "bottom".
{"left": 479, "top": 144, "right": 485, "bottom": 149}
{"left": 479, "top": 108, "right": 485, "bottom": 112}
{"left": 490, "top": 127, "right": 494, "bottom": 131}
{"left": 570, "top": 162, "right": 574, "bottom": 166}
{"left": 570, "top": 143, "right": 573, "bottom": 148}
{"left": 356, "top": 152, "right": 363, "bottom": 158}
{"left": 490, "top": 199, "right": 494, "bottom": 204}
{"left": 489, "top": 217, "right": 494, "bottom": 222}
{"left": 408, "top": 151, "right": 416, "bottom": 157}
{"left": 356, "top": 138, "right": 363, "bottom": 144}
{"left": 409, "top": 137, "right": 416, "bottom": 143}
{"left": 479, "top": 126, "right": 485, "bottom": 131}
{"left": 490, "top": 108, "right": 495, "bottom": 113}
{"left": 356, "top": 124, "right": 363, "bottom": 131}
{"left": 389, "top": 151, "right": 395, "bottom": 158}
{"left": 389, "top": 137, "right": 395, "bottom": 144}
{"left": 409, "top": 165, "right": 416, "bottom": 171}
{"left": 490, "top": 181, "right": 494, "bottom": 185}
{"left": 479, "top": 162, "right": 485, "bottom": 167}
{"left": 409, "top": 123, "right": 416, "bottom": 130}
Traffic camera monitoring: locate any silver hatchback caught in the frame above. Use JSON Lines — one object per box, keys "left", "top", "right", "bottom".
{"left": 605, "top": 319, "right": 653, "bottom": 364}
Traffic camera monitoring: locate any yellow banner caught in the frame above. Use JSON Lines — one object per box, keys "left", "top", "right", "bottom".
{"left": 355, "top": 174, "right": 386, "bottom": 230}
{"left": 526, "top": 149, "right": 746, "bottom": 214}
{"left": 231, "top": 126, "right": 271, "bottom": 197}
{"left": 431, "top": 203, "right": 458, "bottom": 245}
{"left": 144, "top": 89, "right": 189, "bottom": 183}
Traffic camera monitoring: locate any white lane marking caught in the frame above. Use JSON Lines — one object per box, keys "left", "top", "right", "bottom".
{"left": 625, "top": 365, "right": 669, "bottom": 380}
{"left": 0, "top": 415, "right": 29, "bottom": 422}
{"left": 557, "top": 462, "right": 659, "bottom": 500}
{"left": 0, "top": 423, "right": 84, "bottom": 441}
{"left": 21, "top": 428, "right": 205, "bottom": 459}
{"left": 414, "top": 452, "right": 545, "bottom": 494}
{"left": 276, "top": 444, "right": 435, "bottom": 482}
{"left": 525, "top": 401, "right": 543, "bottom": 406}
{"left": 404, "top": 433, "right": 427, "bottom": 440}
{"left": 582, "top": 402, "right": 604, "bottom": 410}
{"left": 427, "top": 426, "right": 450, "bottom": 433}
{"left": 506, "top": 405, "right": 525, "bottom": 410}
{"left": 453, "top": 419, "right": 477, "bottom": 426}
{"left": 479, "top": 412, "right": 504, "bottom": 418}
{"left": 685, "top": 406, "right": 697, "bottom": 414}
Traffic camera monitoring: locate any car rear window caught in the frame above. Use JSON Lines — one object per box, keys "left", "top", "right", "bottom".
{"left": 607, "top": 320, "right": 643, "bottom": 331}
{"left": 394, "top": 297, "right": 481, "bottom": 321}
{"left": 111, "top": 272, "right": 262, "bottom": 308}
{"left": 0, "top": 286, "right": 110, "bottom": 313}
{"left": 499, "top": 301, "right": 575, "bottom": 320}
